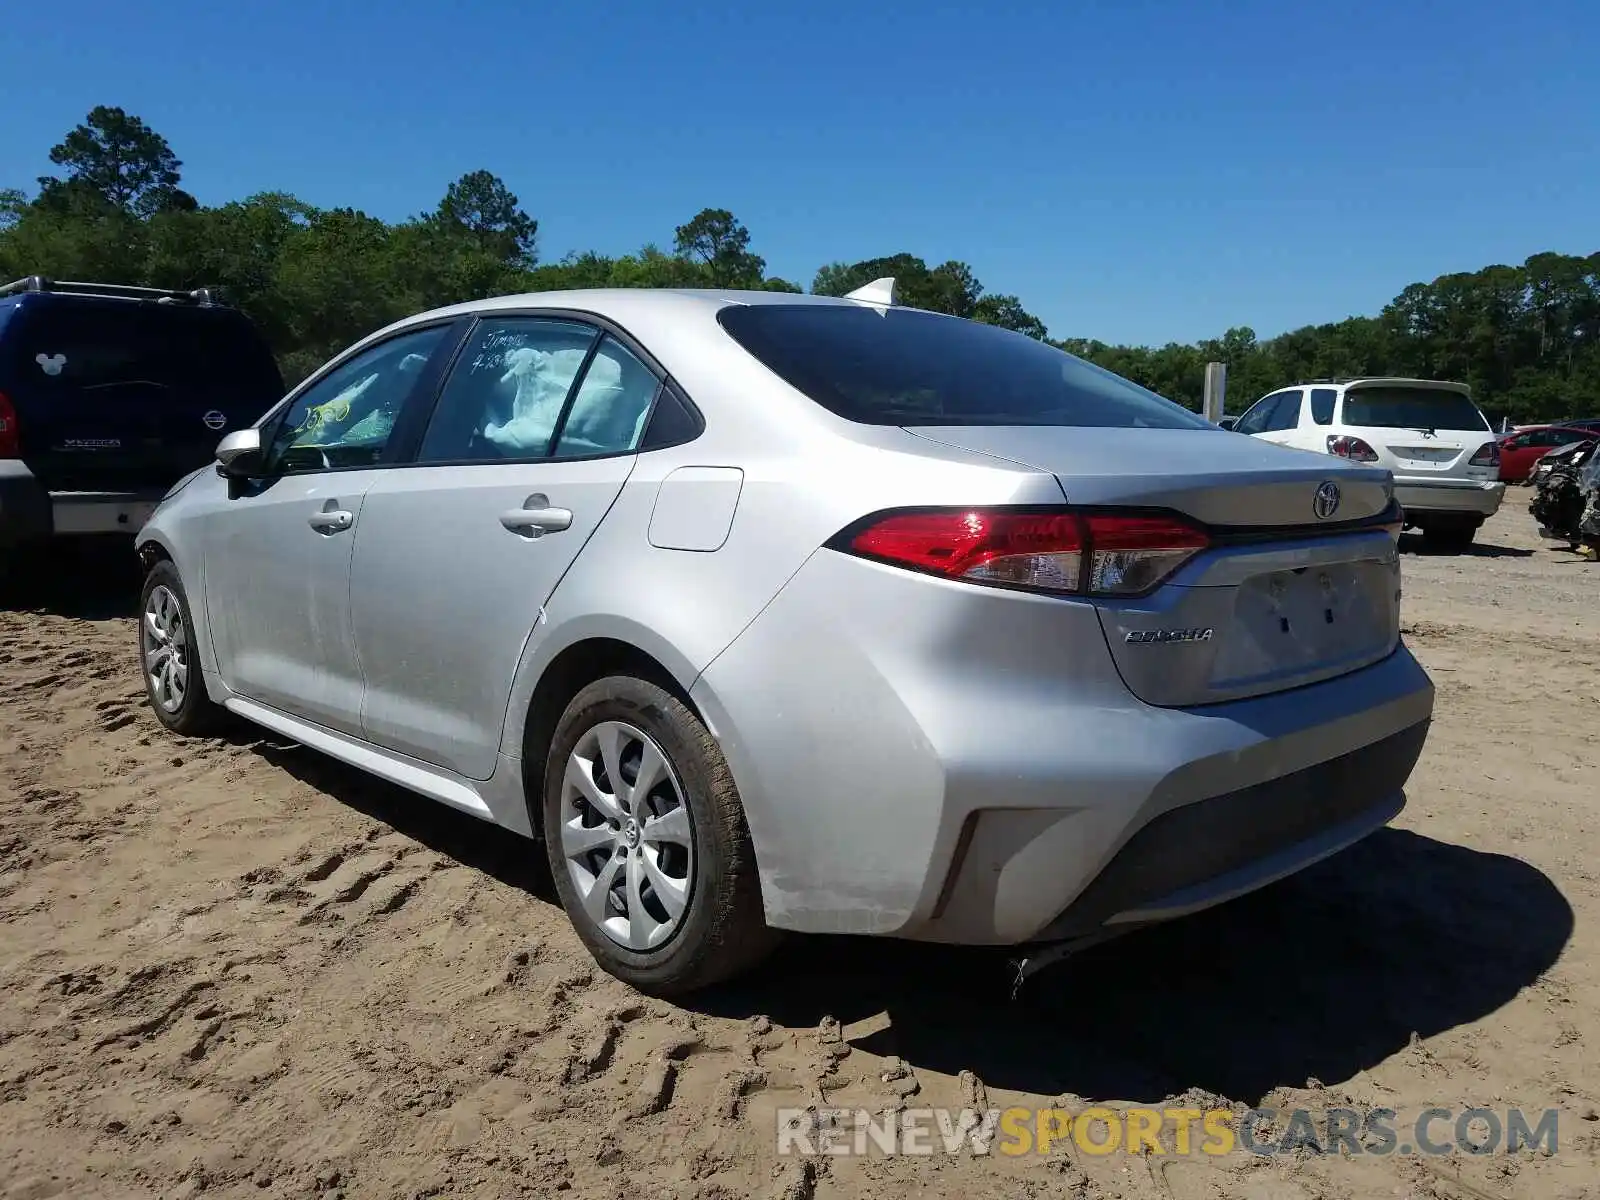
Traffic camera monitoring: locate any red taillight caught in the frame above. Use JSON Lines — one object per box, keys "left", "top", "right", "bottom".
{"left": 0, "top": 392, "right": 18, "bottom": 459}
{"left": 1469, "top": 440, "right": 1500, "bottom": 467}
{"left": 1327, "top": 434, "right": 1379, "bottom": 462}
{"left": 842, "top": 508, "right": 1209, "bottom": 597}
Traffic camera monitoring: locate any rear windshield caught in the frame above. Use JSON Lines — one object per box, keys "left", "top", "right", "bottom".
{"left": 1341, "top": 386, "right": 1489, "bottom": 432}
{"left": 8, "top": 298, "right": 283, "bottom": 406}
{"left": 717, "top": 304, "right": 1212, "bottom": 429}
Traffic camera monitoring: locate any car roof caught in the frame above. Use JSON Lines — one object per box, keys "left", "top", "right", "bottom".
{"left": 0, "top": 290, "right": 247, "bottom": 319}
{"left": 331, "top": 287, "right": 917, "bottom": 374}
{"left": 394, "top": 287, "right": 869, "bottom": 329}
{"left": 1338, "top": 377, "right": 1472, "bottom": 393}
{"left": 1276, "top": 377, "right": 1473, "bottom": 395}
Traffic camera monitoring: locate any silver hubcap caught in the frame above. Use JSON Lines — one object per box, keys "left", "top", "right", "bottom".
{"left": 142, "top": 585, "right": 189, "bottom": 714}
{"left": 559, "top": 720, "right": 694, "bottom": 951}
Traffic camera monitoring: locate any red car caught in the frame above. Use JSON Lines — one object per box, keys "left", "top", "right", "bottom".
{"left": 1498, "top": 424, "right": 1595, "bottom": 482}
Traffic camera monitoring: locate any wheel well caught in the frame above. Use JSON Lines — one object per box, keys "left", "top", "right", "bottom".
{"left": 136, "top": 540, "right": 171, "bottom": 571}
{"left": 519, "top": 637, "right": 697, "bottom": 837}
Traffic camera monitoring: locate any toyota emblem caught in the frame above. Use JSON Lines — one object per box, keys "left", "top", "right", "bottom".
{"left": 203, "top": 410, "right": 227, "bottom": 431}
{"left": 1313, "top": 480, "right": 1342, "bottom": 520}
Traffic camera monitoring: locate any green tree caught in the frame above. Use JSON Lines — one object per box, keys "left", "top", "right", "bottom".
{"left": 433, "top": 170, "right": 538, "bottom": 268}
{"left": 673, "top": 208, "right": 765, "bottom": 287}
{"left": 6, "top": 101, "right": 1600, "bottom": 423}
{"left": 36, "top": 106, "right": 195, "bottom": 218}
{"left": 973, "top": 293, "right": 1048, "bottom": 340}
{"left": 0, "top": 188, "right": 27, "bottom": 233}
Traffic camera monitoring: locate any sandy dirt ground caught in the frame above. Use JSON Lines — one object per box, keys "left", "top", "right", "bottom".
{"left": 2, "top": 492, "right": 1597, "bottom": 1200}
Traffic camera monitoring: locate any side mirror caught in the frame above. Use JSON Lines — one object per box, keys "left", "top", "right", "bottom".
{"left": 215, "top": 427, "right": 266, "bottom": 479}
{"left": 1216, "top": 416, "right": 1238, "bottom": 431}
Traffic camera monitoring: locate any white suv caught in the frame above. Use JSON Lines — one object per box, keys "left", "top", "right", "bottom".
{"left": 1227, "top": 377, "right": 1504, "bottom": 547}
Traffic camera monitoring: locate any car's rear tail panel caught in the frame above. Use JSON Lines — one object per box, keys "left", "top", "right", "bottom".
{"left": 904, "top": 426, "right": 1403, "bottom": 706}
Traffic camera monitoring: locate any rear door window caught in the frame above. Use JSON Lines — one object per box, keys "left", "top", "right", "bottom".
{"left": 552, "top": 337, "right": 661, "bottom": 459}
{"left": 416, "top": 317, "right": 600, "bottom": 463}
{"left": 1310, "top": 387, "right": 1337, "bottom": 425}
{"left": 717, "top": 304, "right": 1211, "bottom": 429}
{"left": 1341, "top": 386, "right": 1489, "bottom": 431}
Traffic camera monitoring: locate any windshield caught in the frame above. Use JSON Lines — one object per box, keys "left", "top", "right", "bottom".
{"left": 716, "top": 304, "right": 1212, "bottom": 429}
{"left": 1341, "top": 386, "right": 1489, "bottom": 432}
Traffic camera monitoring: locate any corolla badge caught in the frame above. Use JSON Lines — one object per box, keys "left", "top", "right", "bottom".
{"left": 202, "top": 411, "right": 227, "bottom": 431}
{"left": 1313, "top": 480, "right": 1342, "bottom": 520}
{"left": 1125, "top": 628, "right": 1214, "bottom": 644}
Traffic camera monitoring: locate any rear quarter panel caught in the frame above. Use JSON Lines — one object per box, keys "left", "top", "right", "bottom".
{"left": 492, "top": 413, "right": 1066, "bottom": 761}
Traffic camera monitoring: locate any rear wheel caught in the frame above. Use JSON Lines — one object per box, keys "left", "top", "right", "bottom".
{"left": 139, "top": 560, "right": 226, "bottom": 736}
{"left": 542, "top": 675, "right": 778, "bottom": 996}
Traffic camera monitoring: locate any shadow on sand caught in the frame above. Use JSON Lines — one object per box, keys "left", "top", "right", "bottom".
{"left": 29, "top": 540, "right": 1565, "bottom": 1106}
{"left": 0, "top": 536, "right": 143, "bottom": 619}
{"left": 239, "top": 741, "right": 1575, "bottom": 1106}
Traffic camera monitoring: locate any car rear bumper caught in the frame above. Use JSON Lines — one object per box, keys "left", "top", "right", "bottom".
{"left": 1393, "top": 477, "right": 1504, "bottom": 518}
{"left": 0, "top": 461, "right": 51, "bottom": 548}
{"left": 0, "top": 461, "right": 163, "bottom": 545}
{"left": 693, "top": 547, "right": 1436, "bottom": 945}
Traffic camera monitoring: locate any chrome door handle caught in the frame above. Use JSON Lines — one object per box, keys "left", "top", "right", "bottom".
{"left": 499, "top": 493, "right": 573, "bottom": 537}
{"left": 308, "top": 509, "right": 354, "bottom": 533}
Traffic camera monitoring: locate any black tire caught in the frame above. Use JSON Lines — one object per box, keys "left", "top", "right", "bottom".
{"left": 542, "top": 675, "right": 779, "bottom": 995}
{"left": 138, "top": 559, "right": 226, "bottom": 736}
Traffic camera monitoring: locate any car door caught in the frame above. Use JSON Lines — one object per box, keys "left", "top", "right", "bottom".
{"left": 349, "top": 315, "right": 664, "bottom": 780}
{"left": 1499, "top": 429, "right": 1543, "bottom": 480}
{"left": 1292, "top": 386, "right": 1338, "bottom": 452}
{"left": 202, "top": 323, "right": 456, "bottom": 733}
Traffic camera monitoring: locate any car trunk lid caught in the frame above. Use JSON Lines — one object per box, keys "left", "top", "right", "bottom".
{"left": 903, "top": 425, "right": 1402, "bottom": 706}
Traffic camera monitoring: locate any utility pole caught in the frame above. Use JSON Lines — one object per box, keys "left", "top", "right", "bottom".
{"left": 1203, "top": 361, "right": 1227, "bottom": 423}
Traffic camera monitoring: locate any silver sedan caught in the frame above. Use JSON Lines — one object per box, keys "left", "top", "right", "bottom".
{"left": 135, "top": 283, "right": 1434, "bottom": 995}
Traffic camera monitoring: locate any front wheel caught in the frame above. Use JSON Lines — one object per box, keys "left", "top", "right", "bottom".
{"left": 542, "top": 675, "right": 779, "bottom": 996}
{"left": 139, "top": 560, "right": 226, "bottom": 736}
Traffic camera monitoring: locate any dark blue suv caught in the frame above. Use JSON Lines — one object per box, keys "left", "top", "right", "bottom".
{"left": 0, "top": 276, "right": 284, "bottom": 550}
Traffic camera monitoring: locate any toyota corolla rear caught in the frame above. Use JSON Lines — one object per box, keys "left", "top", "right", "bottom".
{"left": 689, "top": 300, "right": 1434, "bottom": 949}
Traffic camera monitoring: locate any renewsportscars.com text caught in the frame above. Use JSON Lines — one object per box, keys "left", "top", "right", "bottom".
{"left": 776, "top": 1105, "right": 1562, "bottom": 1159}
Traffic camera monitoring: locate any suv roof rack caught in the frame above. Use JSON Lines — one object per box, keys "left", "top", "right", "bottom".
{"left": 0, "top": 275, "right": 222, "bottom": 306}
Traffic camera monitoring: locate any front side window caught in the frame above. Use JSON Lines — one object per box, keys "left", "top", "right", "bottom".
{"left": 716, "top": 304, "right": 1212, "bottom": 429}
{"left": 1233, "top": 394, "right": 1281, "bottom": 436}
{"left": 418, "top": 318, "right": 598, "bottom": 463}
{"left": 1265, "top": 390, "right": 1303, "bottom": 431}
{"left": 265, "top": 325, "right": 448, "bottom": 474}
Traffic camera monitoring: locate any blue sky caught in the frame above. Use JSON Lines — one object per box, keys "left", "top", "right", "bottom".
{"left": 2, "top": 0, "right": 1594, "bottom": 346}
